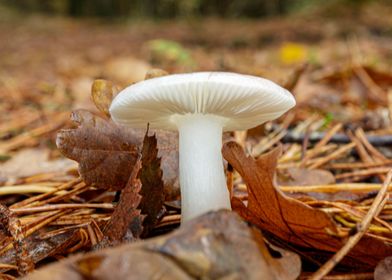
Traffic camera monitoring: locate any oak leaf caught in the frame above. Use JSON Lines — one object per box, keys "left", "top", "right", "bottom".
{"left": 223, "top": 141, "right": 392, "bottom": 269}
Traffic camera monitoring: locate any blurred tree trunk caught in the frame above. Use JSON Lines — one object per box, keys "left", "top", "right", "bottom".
{"left": 0, "top": 0, "right": 378, "bottom": 18}
{"left": 69, "top": 0, "right": 84, "bottom": 17}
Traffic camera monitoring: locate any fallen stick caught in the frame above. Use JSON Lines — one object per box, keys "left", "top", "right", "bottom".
{"left": 282, "top": 132, "right": 392, "bottom": 146}
{"left": 279, "top": 183, "right": 391, "bottom": 193}
{"left": 11, "top": 203, "right": 114, "bottom": 214}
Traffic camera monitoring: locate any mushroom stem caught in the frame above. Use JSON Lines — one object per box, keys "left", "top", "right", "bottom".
{"left": 173, "top": 114, "right": 231, "bottom": 223}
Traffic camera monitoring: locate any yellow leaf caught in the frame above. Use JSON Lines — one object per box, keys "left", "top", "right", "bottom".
{"left": 279, "top": 43, "right": 307, "bottom": 64}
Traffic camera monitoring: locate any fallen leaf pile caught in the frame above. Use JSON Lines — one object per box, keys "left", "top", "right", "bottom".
{"left": 24, "top": 211, "right": 301, "bottom": 280}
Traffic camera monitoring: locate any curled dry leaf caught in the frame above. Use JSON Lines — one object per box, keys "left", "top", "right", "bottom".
{"left": 223, "top": 141, "right": 392, "bottom": 269}
{"left": 91, "top": 79, "right": 117, "bottom": 118}
{"left": 56, "top": 110, "right": 179, "bottom": 198}
{"left": 24, "top": 211, "right": 300, "bottom": 280}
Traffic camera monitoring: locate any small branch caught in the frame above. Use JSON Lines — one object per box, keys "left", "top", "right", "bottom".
{"left": 283, "top": 132, "right": 392, "bottom": 147}
{"left": 10, "top": 178, "right": 82, "bottom": 209}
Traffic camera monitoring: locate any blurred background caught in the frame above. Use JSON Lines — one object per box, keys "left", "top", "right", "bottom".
{"left": 1, "top": 0, "right": 392, "bottom": 153}
{"left": 0, "top": 0, "right": 374, "bottom": 18}
{"left": 2, "top": 2, "right": 392, "bottom": 277}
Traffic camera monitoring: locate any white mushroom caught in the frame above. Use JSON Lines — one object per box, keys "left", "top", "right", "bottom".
{"left": 109, "top": 72, "right": 295, "bottom": 223}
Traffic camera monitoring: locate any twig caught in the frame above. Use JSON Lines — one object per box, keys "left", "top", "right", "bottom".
{"left": 10, "top": 178, "right": 82, "bottom": 209}
{"left": 37, "top": 223, "right": 89, "bottom": 239}
{"left": 353, "top": 65, "right": 386, "bottom": 104}
{"left": 0, "top": 112, "right": 68, "bottom": 153}
{"left": 11, "top": 203, "right": 113, "bottom": 214}
{"left": 0, "top": 185, "right": 64, "bottom": 195}
{"left": 155, "top": 214, "right": 181, "bottom": 228}
{"left": 355, "top": 128, "right": 388, "bottom": 162}
{"left": 328, "top": 161, "right": 392, "bottom": 170}
{"left": 348, "top": 130, "right": 385, "bottom": 181}
{"left": 347, "top": 130, "right": 373, "bottom": 164}
{"left": 302, "top": 272, "right": 373, "bottom": 279}
{"left": 309, "top": 143, "right": 355, "bottom": 169}
{"left": 280, "top": 183, "right": 391, "bottom": 193}
{"left": 283, "top": 132, "right": 392, "bottom": 146}
{"left": 308, "top": 170, "right": 392, "bottom": 280}
{"left": 252, "top": 128, "right": 287, "bottom": 156}
{"left": 303, "top": 123, "right": 343, "bottom": 162}
{"left": 335, "top": 167, "right": 390, "bottom": 180}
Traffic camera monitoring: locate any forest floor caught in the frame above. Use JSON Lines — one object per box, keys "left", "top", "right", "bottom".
{"left": 1, "top": 2, "right": 392, "bottom": 279}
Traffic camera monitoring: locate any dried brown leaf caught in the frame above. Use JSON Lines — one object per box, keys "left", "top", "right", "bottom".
{"left": 223, "top": 141, "right": 392, "bottom": 269}
{"left": 138, "top": 132, "right": 165, "bottom": 235}
{"left": 91, "top": 79, "right": 116, "bottom": 117}
{"left": 56, "top": 110, "right": 179, "bottom": 197}
{"left": 25, "top": 211, "right": 297, "bottom": 280}
{"left": 56, "top": 110, "right": 139, "bottom": 191}
{"left": 102, "top": 157, "right": 143, "bottom": 244}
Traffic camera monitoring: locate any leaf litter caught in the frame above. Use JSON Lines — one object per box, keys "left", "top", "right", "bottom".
{"left": 2, "top": 9, "right": 392, "bottom": 279}
{"left": 25, "top": 211, "right": 301, "bottom": 280}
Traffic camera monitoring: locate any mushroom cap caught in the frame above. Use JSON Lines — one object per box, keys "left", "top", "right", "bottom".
{"left": 110, "top": 72, "right": 295, "bottom": 131}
